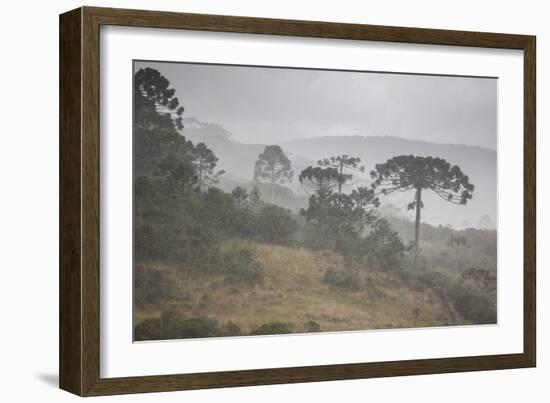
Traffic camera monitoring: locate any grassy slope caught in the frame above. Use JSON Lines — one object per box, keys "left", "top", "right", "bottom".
{"left": 135, "top": 240, "right": 462, "bottom": 335}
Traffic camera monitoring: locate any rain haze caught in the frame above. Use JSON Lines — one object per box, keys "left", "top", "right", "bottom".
{"left": 132, "top": 61, "right": 499, "bottom": 341}
{"left": 133, "top": 60, "right": 497, "bottom": 230}
{"left": 135, "top": 60, "right": 497, "bottom": 149}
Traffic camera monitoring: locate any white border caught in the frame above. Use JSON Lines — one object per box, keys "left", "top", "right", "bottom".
{"left": 100, "top": 25, "right": 524, "bottom": 378}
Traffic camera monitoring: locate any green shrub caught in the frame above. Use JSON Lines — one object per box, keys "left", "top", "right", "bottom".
{"left": 134, "top": 265, "right": 175, "bottom": 307}
{"left": 304, "top": 321, "right": 321, "bottom": 333}
{"left": 401, "top": 268, "right": 496, "bottom": 325}
{"left": 323, "top": 268, "right": 362, "bottom": 292}
{"left": 461, "top": 268, "right": 497, "bottom": 291}
{"left": 221, "top": 321, "right": 242, "bottom": 337}
{"left": 449, "top": 282, "right": 496, "bottom": 324}
{"left": 159, "top": 306, "right": 222, "bottom": 339}
{"left": 176, "top": 317, "right": 220, "bottom": 338}
{"left": 364, "top": 218, "right": 405, "bottom": 271}
{"left": 251, "top": 321, "right": 292, "bottom": 335}
{"left": 222, "top": 247, "right": 263, "bottom": 286}
{"left": 255, "top": 204, "right": 298, "bottom": 244}
{"left": 408, "top": 269, "right": 451, "bottom": 292}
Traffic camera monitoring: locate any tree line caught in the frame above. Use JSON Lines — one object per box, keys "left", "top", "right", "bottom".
{"left": 251, "top": 141, "right": 475, "bottom": 269}
{"left": 133, "top": 67, "right": 496, "bottom": 339}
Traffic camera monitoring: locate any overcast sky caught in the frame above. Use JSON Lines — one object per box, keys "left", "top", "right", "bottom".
{"left": 135, "top": 61, "right": 497, "bottom": 149}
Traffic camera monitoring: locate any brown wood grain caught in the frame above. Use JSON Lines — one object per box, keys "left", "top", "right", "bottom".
{"left": 523, "top": 38, "right": 536, "bottom": 367}
{"left": 59, "top": 6, "right": 537, "bottom": 396}
{"left": 59, "top": 7, "right": 83, "bottom": 395}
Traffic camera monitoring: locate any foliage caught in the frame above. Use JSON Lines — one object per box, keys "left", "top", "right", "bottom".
{"left": 249, "top": 185, "right": 262, "bottom": 209}
{"left": 323, "top": 268, "right": 362, "bottom": 292}
{"left": 299, "top": 154, "right": 381, "bottom": 252}
{"left": 255, "top": 205, "right": 298, "bottom": 244}
{"left": 371, "top": 155, "right": 474, "bottom": 266}
{"left": 304, "top": 321, "right": 321, "bottom": 333}
{"left": 350, "top": 186, "right": 380, "bottom": 209}
{"left": 299, "top": 166, "right": 340, "bottom": 197}
{"left": 132, "top": 67, "right": 496, "bottom": 340}
{"left": 134, "top": 67, "right": 184, "bottom": 130}
{"left": 193, "top": 142, "right": 225, "bottom": 190}
{"left": 221, "top": 247, "right": 263, "bottom": 286}
{"left": 400, "top": 266, "right": 496, "bottom": 325}
{"left": 174, "top": 317, "right": 221, "bottom": 338}
{"left": 134, "top": 311, "right": 241, "bottom": 340}
{"left": 254, "top": 145, "right": 293, "bottom": 202}
{"left": 447, "top": 234, "right": 468, "bottom": 249}
{"left": 301, "top": 193, "right": 361, "bottom": 249}
{"left": 461, "top": 267, "right": 496, "bottom": 292}
{"left": 299, "top": 156, "right": 401, "bottom": 271}
{"left": 134, "top": 67, "right": 186, "bottom": 176}
{"left": 387, "top": 215, "right": 497, "bottom": 274}
{"left": 370, "top": 155, "right": 474, "bottom": 202}
{"left": 363, "top": 218, "right": 406, "bottom": 271}
{"left": 449, "top": 281, "right": 496, "bottom": 324}
{"left": 221, "top": 321, "right": 242, "bottom": 337}
{"left": 134, "top": 265, "right": 175, "bottom": 307}
{"left": 158, "top": 150, "right": 198, "bottom": 191}
{"left": 144, "top": 307, "right": 224, "bottom": 340}
{"left": 318, "top": 154, "right": 365, "bottom": 194}
{"left": 231, "top": 186, "right": 249, "bottom": 208}
{"left": 449, "top": 268, "right": 497, "bottom": 324}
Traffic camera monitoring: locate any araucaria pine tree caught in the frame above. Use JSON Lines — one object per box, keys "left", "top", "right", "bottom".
{"left": 370, "top": 155, "right": 474, "bottom": 267}
{"left": 318, "top": 155, "right": 365, "bottom": 195}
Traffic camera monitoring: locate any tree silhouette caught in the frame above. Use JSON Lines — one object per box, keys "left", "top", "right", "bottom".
{"left": 370, "top": 155, "right": 474, "bottom": 267}
{"left": 134, "top": 67, "right": 184, "bottom": 131}
{"left": 231, "top": 186, "right": 249, "bottom": 208}
{"left": 134, "top": 67, "right": 189, "bottom": 177}
{"left": 249, "top": 185, "right": 262, "bottom": 210}
{"left": 318, "top": 155, "right": 365, "bottom": 195}
{"left": 299, "top": 168, "right": 378, "bottom": 247}
{"left": 193, "top": 142, "right": 225, "bottom": 191}
{"left": 158, "top": 151, "right": 197, "bottom": 192}
{"left": 350, "top": 186, "right": 380, "bottom": 210}
{"left": 254, "top": 145, "right": 293, "bottom": 203}
{"left": 298, "top": 166, "right": 340, "bottom": 198}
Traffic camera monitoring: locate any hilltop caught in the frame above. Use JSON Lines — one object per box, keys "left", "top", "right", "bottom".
{"left": 180, "top": 117, "right": 497, "bottom": 229}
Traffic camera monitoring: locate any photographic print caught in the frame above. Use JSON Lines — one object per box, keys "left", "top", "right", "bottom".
{"left": 133, "top": 61, "right": 497, "bottom": 342}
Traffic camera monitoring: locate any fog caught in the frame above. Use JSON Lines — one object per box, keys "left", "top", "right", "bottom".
{"left": 135, "top": 60, "right": 497, "bottom": 149}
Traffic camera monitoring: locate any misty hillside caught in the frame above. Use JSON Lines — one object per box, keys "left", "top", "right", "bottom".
{"left": 282, "top": 136, "right": 497, "bottom": 230}
{"left": 180, "top": 117, "right": 496, "bottom": 229}
{"left": 135, "top": 240, "right": 462, "bottom": 338}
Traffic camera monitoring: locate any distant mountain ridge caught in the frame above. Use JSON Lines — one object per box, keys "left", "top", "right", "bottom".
{"left": 281, "top": 135, "right": 495, "bottom": 176}
{"left": 180, "top": 117, "right": 497, "bottom": 230}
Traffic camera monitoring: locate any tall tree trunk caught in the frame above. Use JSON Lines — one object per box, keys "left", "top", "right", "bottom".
{"left": 414, "top": 187, "right": 422, "bottom": 268}
{"left": 270, "top": 169, "right": 275, "bottom": 203}
{"left": 197, "top": 157, "right": 203, "bottom": 191}
{"left": 338, "top": 163, "right": 343, "bottom": 195}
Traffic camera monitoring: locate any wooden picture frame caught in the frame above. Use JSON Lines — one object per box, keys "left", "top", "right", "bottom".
{"left": 59, "top": 6, "right": 536, "bottom": 396}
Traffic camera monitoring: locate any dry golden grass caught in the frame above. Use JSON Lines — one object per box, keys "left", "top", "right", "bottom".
{"left": 135, "top": 240, "right": 459, "bottom": 335}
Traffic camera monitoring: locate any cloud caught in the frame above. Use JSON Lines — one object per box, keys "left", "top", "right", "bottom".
{"left": 135, "top": 61, "right": 497, "bottom": 149}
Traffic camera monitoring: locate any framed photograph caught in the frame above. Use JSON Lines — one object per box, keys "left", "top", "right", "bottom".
{"left": 59, "top": 6, "right": 536, "bottom": 396}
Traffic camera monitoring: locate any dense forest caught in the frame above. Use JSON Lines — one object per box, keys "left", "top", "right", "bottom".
{"left": 133, "top": 67, "right": 497, "bottom": 341}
